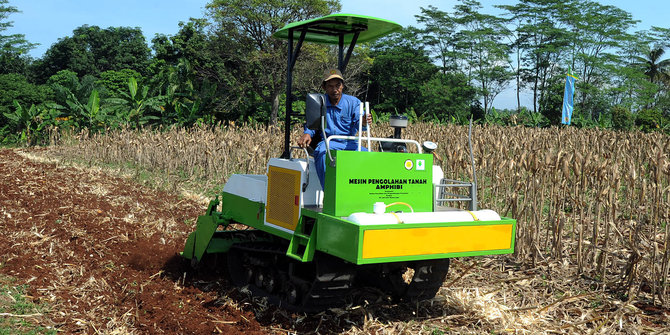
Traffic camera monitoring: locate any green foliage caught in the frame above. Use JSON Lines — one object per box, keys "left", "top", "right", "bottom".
{"left": 2, "top": 101, "right": 40, "bottom": 145}
{"left": 0, "top": 0, "right": 36, "bottom": 75}
{"left": 152, "top": 19, "right": 211, "bottom": 68}
{"left": 0, "top": 74, "right": 51, "bottom": 114}
{"left": 570, "top": 109, "right": 603, "bottom": 129}
{"left": 46, "top": 69, "right": 79, "bottom": 89}
{"left": 206, "top": 0, "right": 339, "bottom": 124}
{"left": 4, "top": 0, "right": 670, "bottom": 144}
{"left": 611, "top": 105, "right": 634, "bottom": 131}
{"left": 1, "top": 101, "right": 63, "bottom": 146}
{"left": 0, "top": 74, "right": 52, "bottom": 136}
{"left": 416, "top": 5, "right": 460, "bottom": 72}
{"left": 106, "top": 77, "right": 162, "bottom": 128}
{"left": 635, "top": 108, "right": 667, "bottom": 132}
{"left": 35, "top": 25, "right": 151, "bottom": 81}
{"left": 49, "top": 86, "right": 110, "bottom": 131}
{"left": 417, "top": 71, "right": 476, "bottom": 123}
{"left": 48, "top": 70, "right": 99, "bottom": 109}
{"left": 368, "top": 28, "right": 438, "bottom": 116}
{"left": 518, "top": 109, "right": 550, "bottom": 128}
{"left": 538, "top": 75, "right": 565, "bottom": 125}
{"left": 484, "top": 107, "right": 509, "bottom": 126}
{"left": 453, "top": 0, "right": 512, "bottom": 113}
{"left": 97, "top": 69, "right": 142, "bottom": 97}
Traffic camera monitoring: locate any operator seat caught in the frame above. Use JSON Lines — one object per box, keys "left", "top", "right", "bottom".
{"left": 304, "top": 93, "right": 327, "bottom": 157}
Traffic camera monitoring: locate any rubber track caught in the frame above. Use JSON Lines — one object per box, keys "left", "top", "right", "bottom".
{"left": 226, "top": 238, "right": 354, "bottom": 312}
{"left": 403, "top": 259, "right": 450, "bottom": 301}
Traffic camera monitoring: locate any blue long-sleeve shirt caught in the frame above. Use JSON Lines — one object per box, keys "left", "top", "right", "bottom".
{"left": 303, "top": 94, "right": 367, "bottom": 142}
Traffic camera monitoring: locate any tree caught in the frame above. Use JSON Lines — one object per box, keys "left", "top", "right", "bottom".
{"left": 452, "top": 0, "right": 512, "bottom": 114}
{"left": 503, "top": 0, "right": 572, "bottom": 114}
{"left": 495, "top": 3, "right": 529, "bottom": 112}
{"left": 2, "top": 101, "right": 42, "bottom": 145}
{"left": 538, "top": 73, "right": 564, "bottom": 125}
{"left": 415, "top": 6, "right": 461, "bottom": 73}
{"left": 0, "top": 73, "right": 51, "bottom": 116}
{"left": 106, "top": 77, "right": 162, "bottom": 128}
{"left": 418, "top": 71, "right": 476, "bottom": 123}
{"left": 367, "top": 28, "right": 438, "bottom": 116}
{"left": 153, "top": 19, "right": 211, "bottom": 68}
{"left": 96, "top": 69, "right": 142, "bottom": 97}
{"left": 35, "top": 25, "right": 151, "bottom": 81}
{"left": 47, "top": 70, "right": 98, "bottom": 111}
{"left": 632, "top": 46, "right": 670, "bottom": 85}
{"left": 565, "top": 1, "right": 637, "bottom": 118}
{"left": 205, "top": 0, "right": 339, "bottom": 125}
{"left": 611, "top": 105, "right": 634, "bottom": 130}
{"left": 620, "top": 27, "right": 670, "bottom": 113}
{"left": 0, "top": 0, "right": 35, "bottom": 75}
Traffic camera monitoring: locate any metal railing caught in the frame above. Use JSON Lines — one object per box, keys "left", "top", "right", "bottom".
{"left": 434, "top": 178, "right": 477, "bottom": 211}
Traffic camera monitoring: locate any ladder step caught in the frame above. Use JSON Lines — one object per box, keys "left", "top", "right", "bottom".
{"left": 293, "top": 233, "right": 310, "bottom": 240}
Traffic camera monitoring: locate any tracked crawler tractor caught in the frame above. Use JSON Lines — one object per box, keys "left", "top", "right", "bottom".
{"left": 182, "top": 14, "right": 516, "bottom": 311}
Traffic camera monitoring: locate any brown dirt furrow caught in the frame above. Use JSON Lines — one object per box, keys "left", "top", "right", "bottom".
{"left": 3, "top": 146, "right": 668, "bottom": 335}
{"left": 0, "top": 148, "right": 266, "bottom": 334}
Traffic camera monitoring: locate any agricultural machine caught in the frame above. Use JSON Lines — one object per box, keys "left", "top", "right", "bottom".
{"left": 182, "top": 14, "right": 516, "bottom": 310}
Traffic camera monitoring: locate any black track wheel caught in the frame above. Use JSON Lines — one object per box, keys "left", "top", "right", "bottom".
{"left": 379, "top": 265, "right": 411, "bottom": 300}
{"left": 403, "top": 259, "right": 450, "bottom": 301}
{"left": 301, "top": 253, "right": 355, "bottom": 310}
{"left": 227, "top": 247, "right": 252, "bottom": 286}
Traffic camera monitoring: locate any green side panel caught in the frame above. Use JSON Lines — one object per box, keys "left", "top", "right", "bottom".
{"left": 313, "top": 212, "right": 516, "bottom": 265}
{"left": 220, "top": 192, "right": 293, "bottom": 240}
{"left": 323, "top": 150, "right": 433, "bottom": 216}
{"left": 273, "top": 14, "right": 402, "bottom": 44}
{"left": 315, "top": 212, "right": 361, "bottom": 263}
{"left": 507, "top": 217, "right": 517, "bottom": 253}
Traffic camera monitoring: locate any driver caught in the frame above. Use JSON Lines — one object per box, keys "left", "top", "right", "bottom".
{"left": 297, "top": 69, "right": 372, "bottom": 189}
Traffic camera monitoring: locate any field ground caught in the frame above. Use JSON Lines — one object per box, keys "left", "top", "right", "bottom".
{"left": 0, "top": 147, "right": 668, "bottom": 334}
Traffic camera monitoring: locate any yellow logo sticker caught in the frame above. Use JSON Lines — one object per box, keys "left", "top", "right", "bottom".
{"left": 404, "top": 159, "right": 413, "bottom": 170}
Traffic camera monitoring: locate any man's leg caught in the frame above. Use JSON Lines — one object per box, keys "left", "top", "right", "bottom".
{"left": 314, "top": 141, "right": 348, "bottom": 190}
{"left": 314, "top": 147, "right": 327, "bottom": 190}
{"left": 343, "top": 141, "right": 368, "bottom": 152}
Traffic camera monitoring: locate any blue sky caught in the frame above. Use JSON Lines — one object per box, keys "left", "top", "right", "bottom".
{"left": 4, "top": 0, "right": 666, "bottom": 108}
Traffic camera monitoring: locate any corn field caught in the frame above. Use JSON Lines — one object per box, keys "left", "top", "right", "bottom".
{"left": 50, "top": 122, "right": 670, "bottom": 304}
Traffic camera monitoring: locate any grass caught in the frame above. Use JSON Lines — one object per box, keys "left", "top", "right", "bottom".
{"left": 0, "top": 276, "right": 55, "bottom": 335}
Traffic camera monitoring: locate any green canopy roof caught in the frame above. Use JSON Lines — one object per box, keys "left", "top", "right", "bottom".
{"left": 273, "top": 14, "right": 402, "bottom": 44}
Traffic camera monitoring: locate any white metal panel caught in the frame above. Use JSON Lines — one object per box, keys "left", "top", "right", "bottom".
{"left": 222, "top": 174, "right": 267, "bottom": 203}
{"left": 347, "top": 209, "right": 501, "bottom": 225}
{"left": 432, "top": 165, "right": 444, "bottom": 203}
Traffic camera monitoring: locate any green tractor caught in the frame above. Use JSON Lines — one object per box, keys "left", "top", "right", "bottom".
{"left": 182, "top": 14, "right": 516, "bottom": 310}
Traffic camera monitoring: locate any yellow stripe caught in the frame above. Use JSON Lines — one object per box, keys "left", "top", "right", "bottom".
{"left": 466, "top": 210, "right": 479, "bottom": 221}
{"left": 362, "top": 224, "right": 513, "bottom": 259}
{"left": 567, "top": 73, "right": 579, "bottom": 80}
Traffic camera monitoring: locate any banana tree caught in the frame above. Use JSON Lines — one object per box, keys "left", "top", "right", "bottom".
{"left": 3, "top": 101, "right": 41, "bottom": 145}
{"left": 107, "top": 77, "right": 162, "bottom": 128}
{"left": 48, "top": 86, "right": 110, "bottom": 131}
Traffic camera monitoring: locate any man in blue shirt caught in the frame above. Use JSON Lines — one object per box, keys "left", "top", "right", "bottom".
{"left": 297, "top": 69, "right": 372, "bottom": 189}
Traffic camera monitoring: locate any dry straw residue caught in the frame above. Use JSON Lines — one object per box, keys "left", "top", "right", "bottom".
{"left": 45, "top": 122, "right": 670, "bottom": 332}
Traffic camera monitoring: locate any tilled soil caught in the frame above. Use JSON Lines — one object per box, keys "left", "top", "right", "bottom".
{"left": 0, "top": 148, "right": 266, "bottom": 334}
{"left": 2, "top": 147, "right": 669, "bottom": 334}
